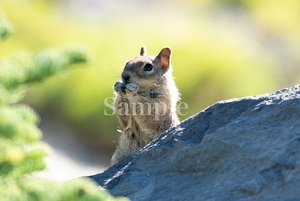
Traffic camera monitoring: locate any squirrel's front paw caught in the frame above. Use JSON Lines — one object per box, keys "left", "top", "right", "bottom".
{"left": 114, "top": 82, "right": 126, "bottom": 93}
{"left": 126, "top": 83, "right": 139, "bottom": 95}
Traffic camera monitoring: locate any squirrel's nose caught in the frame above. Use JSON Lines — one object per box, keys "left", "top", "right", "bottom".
{"left": 122, "top": 72, "right": 130, "bottom": 83}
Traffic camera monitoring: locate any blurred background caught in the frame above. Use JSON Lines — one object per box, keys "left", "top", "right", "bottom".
{"left": 1, "top": 0, "right": 300, "bottom": 181}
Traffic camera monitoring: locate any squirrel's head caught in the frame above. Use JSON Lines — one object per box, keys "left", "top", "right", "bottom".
{"left": 121, "top": 46, "right": 172, "bottom": 90}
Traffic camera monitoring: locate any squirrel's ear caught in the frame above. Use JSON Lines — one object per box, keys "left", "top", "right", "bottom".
{"left": 140, "top": 46, "right": 147, "bottom": 56}
{"left": 156, "top": 47, "right": 171, "bottom": 69}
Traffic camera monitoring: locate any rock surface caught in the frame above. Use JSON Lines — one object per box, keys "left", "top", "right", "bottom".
{"left": 90, "top": 85, "right": 300, "bottom": 201}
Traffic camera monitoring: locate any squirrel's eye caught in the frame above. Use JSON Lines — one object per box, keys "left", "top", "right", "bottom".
{"left": 143, "top": 64, "right": 153, "bottom": 71}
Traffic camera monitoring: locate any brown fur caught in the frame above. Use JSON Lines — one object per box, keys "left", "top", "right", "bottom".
{"left": 111, "top": 46, "right": 180, "bottom": 165}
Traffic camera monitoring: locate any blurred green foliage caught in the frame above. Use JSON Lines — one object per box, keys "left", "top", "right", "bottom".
{"left": 1, "top": 0, "right": 300, "bottom": 152}
{"left": 0, "top": 178, "right": 127, "bottom": 201}
{"left": 0, "top": 10, "right": 13, "bottom": 40}
{"left": 0, "top": 13, "right": 126, "bottom": 201}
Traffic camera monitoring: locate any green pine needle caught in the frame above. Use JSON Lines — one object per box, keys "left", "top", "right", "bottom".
{"left": 0, "top": 46, "right": 89, "bottom": 89}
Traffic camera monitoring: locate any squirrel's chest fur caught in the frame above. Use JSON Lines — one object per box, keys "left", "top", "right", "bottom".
{"left": 113, "top": 88, "right": 177, "bottom": 156}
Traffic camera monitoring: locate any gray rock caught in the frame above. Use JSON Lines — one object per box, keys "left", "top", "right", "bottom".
{"left": 90, "top": 85, "right": 300, "bottom": 201}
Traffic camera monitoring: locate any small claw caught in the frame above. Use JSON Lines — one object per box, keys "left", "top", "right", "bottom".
{"left": 114, "top": 82, "right": 126, "bottom": 93}
{"left": 126, "top": 83, "right": 139, "bottom": 94}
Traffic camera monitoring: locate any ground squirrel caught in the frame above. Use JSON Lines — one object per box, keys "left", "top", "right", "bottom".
{"left": 111, "top": 46, "right": 180, "bottom": 165}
